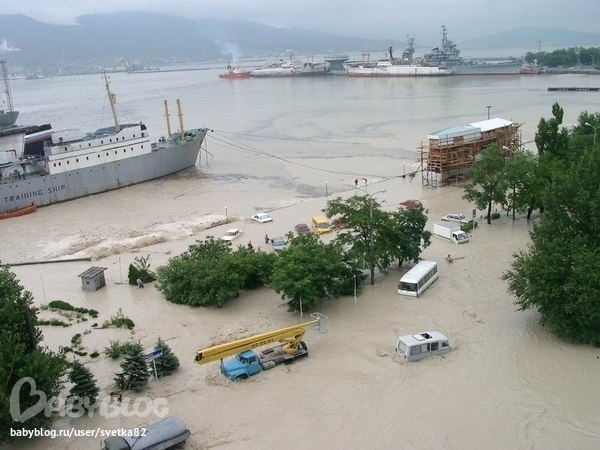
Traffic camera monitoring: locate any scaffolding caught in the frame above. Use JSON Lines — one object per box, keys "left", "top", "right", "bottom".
{"left": 420, "top": 119, "right": 522, "bottom": 187}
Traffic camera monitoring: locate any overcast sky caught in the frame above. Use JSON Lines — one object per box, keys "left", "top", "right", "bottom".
{"left": 3, "top": 0, "right": 599, "bottom": 42}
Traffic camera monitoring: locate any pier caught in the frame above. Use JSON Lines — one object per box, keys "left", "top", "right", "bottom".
{"left": 547, "top": 87, "right": 600, "bottom": 92}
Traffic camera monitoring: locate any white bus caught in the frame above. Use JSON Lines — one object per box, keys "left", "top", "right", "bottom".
{"left": 397, "top": 260, "right": 438, "bottom": 297}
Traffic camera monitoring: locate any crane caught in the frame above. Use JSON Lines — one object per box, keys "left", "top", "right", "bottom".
{"left": 195, "top": 313, "right": 327, "bottom": 380}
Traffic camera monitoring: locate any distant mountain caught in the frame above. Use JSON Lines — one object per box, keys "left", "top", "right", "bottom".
{"left": 0, "top": 12, "right": 403, "bottom": 74}
{"left": 463, "top": 27, "right": 600, "bottom": 48}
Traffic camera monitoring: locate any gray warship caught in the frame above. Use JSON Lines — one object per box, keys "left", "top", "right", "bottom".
{"left": 0, "top": 73, "right": 207, "bottom": 214}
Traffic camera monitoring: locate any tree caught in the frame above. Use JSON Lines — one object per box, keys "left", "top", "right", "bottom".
{"left": 67, "top": 360, "right": 99, "bottom": 412}
{"left": 325, "top": 195, "right": 390, "bottom": 284}
{"left": 388, "top": 204, "right": 431, "bottom": 266}
{"left": 155, "top": 237, "right": 241, "bottom": 307}
{"left": 462, "top": 144, "right": 508, "bottom": 224}
{"left": 114, "top": 342, "right": 149, "bottom": 392}
{"left": 153, "top": 338, "right": 180, "bottom": 377}
{"left": 128, "top": 254, "right": 156, "bottom": 285}
{"left": 503, "top": 145, "right": 600, "bottom": 345}
{"left": 504, "top": 151, "right": 538, "bottom": 220}
{"left": 534, "top": 103, "right": 570, "bottom": 159}
{"left": 0, "top": 264, "right": 66, "bottom": 443}
{"left": 270, "top": 234, "right": 355, "bottom": 312}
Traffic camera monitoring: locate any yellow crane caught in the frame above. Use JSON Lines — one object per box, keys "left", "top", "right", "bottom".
{"left": 195, "top": 313, "right": 326, "bottom": 380}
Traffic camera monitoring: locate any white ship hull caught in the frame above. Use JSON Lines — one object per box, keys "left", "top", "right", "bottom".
{"left": 344, "top": 62, "right": 452, "bottom": 77}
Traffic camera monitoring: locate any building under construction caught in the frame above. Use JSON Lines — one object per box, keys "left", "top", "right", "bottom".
{"left": 420, "top": 118, "right": 522, "bottom": 187}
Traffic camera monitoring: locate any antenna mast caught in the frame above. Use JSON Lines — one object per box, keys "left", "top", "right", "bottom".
{"left": 1, "top": 60, "right": 14, "bottom": 112}
{"left": 103, "top": 72, "right": 120, "bottom": 133}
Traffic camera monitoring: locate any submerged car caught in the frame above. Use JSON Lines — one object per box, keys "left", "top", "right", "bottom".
{"left": 294, "top": 223, "right": 311, "bottom": 235}
{"left": 251, "top": 213, "right": 273, "bottom": 223}
{"left": 441, "top": 213, "right": 469, "bottom": 224}
{"left": 395, "top": 331, "right": 451, "bottom": 362}
{"left": 271, "top": 236, "right": 288, "bottom": 251}
{"left": 221, "top": 228, "right": 242, "bottom": 242}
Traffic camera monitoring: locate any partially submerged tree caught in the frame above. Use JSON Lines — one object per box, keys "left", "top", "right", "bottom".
{"left": 503, "top": 145, "right": 600, "bottom": 345}
{"left": 153, "top": 338, "right": 180, "bottom": 378}
{"left": 114, "top": 342, "right": 149, "bottom": 392}
{"left": 0, "top": 264, "right": 66, "bottom": 443}
{"left": 462, "top": 144, "right": 508, "bottom": 224}
{"left": 128, "top": 254, "right": 156, "bottom": 285}
{"left": 155, "top": 237, "right": 274, "bottom": 307}
{"left": 67, "top": 360, "right": 99, "bottom": 413}
{"left": 270, "top": 233, "right": 355, "bottom": 312}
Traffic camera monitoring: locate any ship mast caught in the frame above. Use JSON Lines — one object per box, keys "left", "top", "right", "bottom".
{"left": 1, "top": 60, "right": 14, "bottom": 112}
{"left": 103, "top": 72, "right": 121, "bottom": 133}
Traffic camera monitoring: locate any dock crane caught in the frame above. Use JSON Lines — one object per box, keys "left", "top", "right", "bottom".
{"left": 195, "top": 313, "right": 327, "bottom": 380}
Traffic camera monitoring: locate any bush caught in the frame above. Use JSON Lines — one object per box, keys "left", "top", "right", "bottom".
{"left": 48, "top": 300, "right": 98, "bottom": 318}
{"left": 104, "top": 340, "right": 139, "bottom": 359}
{"left": 101, "top": 309, "right": 135, "bottom": 330}
{"left": 37, "top": 319, "right": 70, "bottom": 327}
{"left": 128, "top": 255, "right": 157, "bottom": 285}
{"left": 491, "top": 212, "right": 501, "bottom": 220}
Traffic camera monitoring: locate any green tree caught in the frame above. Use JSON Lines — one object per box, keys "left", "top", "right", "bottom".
{"left": 127, "top": 254, "right": 156, "bottom": 285}
{"left": 67, "top": 360, "right": 99, "bottom": 412}
{"left": 114, "top": 342, "right": 149, "bottom": 392}
{"left": 325, "top": 194, "right": 390, "bottom": 284}
{"left": 388, "top": 204, "right": 431, "bottom": 267}
{"left": 462, "top": 144, "right": 508, "bottom": 224}
{"left": 534, "top": 103, "right": 570, "bottom": 159}
{"left": 0, "top": 265, "right": 66, "bottom": 443}
{"left": 153, "top": 338, "right": 180, "bottom": 377}
{"left": 155, "top": 237, "right": 241, "bottom": 307}
{"left": 504, "top": 151, "right": 538, "bottom": 220}
{"left": 270, "top": 234, "right": 354, "bottom": 312}
{"left": 503, "top": 145, "right": 600, "bottom": 345}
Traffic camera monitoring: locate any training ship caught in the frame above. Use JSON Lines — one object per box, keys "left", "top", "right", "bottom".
{"left": 0, "top": 73, "right": 207, "bottom": 214}
{"left": 424, "top": 25, "right": 522, "bottom": 75}
{"left": 344, "top": 38, "right": 452, "bottom": 77}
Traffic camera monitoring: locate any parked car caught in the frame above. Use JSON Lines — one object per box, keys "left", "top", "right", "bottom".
{"left": 251, "top": 213, "right": 273, "bottom": 223}
{"left": 294, "top": 223, "right": 311, "bottom": 235}
{"left": 271, "top": 236, "right": 288, "bottom": 251}
{"left": 221, "top": 228, "right": 242, "bottom": 241}
{"left": 441, "top": 213, "right": 469, "bottom": 224}
{"left": 399, "top": 199, "right": 423, "bottom": 209}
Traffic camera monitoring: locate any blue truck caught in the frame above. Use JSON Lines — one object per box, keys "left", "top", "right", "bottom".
{"left": 195, "top": 316, "right": 325, "bottom": 381}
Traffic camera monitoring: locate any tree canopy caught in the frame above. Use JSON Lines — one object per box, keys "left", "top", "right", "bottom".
{"left": 0, "top": 265, "right": 66, "bottom": 442}
{"left": 270, "top": 233, "right": 355, "bottom": 312}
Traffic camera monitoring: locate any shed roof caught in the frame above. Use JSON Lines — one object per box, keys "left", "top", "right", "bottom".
{"left": 78, "top": 266, "right": 107, "bottom": 278}
{"left": 469, "top": 118, "right": 513, "bottom": 132}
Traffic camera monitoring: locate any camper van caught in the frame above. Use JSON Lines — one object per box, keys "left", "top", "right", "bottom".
{"left": 397, "top": 260, "right": 438, "bottom": 297}
{"left": 311, "top": 215, "right": 332, "bottom": 234}
{"left": 395, "top": 331, "right": 452, "bottom": 361}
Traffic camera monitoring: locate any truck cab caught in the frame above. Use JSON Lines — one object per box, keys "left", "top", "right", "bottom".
{"left": 221, "top": 350, "right": 261, "bottom": 380}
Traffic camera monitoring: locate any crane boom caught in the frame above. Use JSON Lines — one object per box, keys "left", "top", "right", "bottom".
{"left": 195, "top": 318, "right": 320, "bottom": 365}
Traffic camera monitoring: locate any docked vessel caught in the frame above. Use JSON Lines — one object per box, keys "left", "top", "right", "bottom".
{"left": 424, "top": 25, "right": 522, "bottom": 75}
{"left": 249, "top": 51, "right": 329, "bottom": 77}
{"left": 1, "top": 60, "right": 19, "bottom": 128}
{"left": 219, "top": 65, "right": 251, "bottom": 79}
{"left": 0, "top": 74, "right": 208, "bottom": 214}
{"left": 344, "top": 39, "right": 453, "bottom": 77}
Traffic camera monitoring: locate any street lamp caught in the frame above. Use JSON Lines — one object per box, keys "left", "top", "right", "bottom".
{"left": 355, "top": 186, "right": 386, "bottom": 285}
{"left": 585, "top": 122, "right": 597, "bottom": 147}
{"left": 486, "top": 105, "right": 492, "bottom": 120}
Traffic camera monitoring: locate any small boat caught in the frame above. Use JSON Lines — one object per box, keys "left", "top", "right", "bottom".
{"left": 0, "top": 202, "right": 37, "bottom": 219}
{"left": 219, "top": 66, "right": 251, "bottom": 79}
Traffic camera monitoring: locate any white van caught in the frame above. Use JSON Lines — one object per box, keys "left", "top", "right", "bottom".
{"left": 397, "top": 260, "right": 438, "bottom": 297}
{"left": 395, "top": 331, "right": 452, "bottom": 361}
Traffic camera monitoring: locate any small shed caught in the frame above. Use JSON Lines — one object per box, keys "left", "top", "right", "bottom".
{"left": 78, "top": 266, "right": 107, "bottom": 291}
